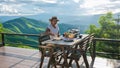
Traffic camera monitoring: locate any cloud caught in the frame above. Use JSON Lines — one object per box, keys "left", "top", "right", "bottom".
{"left": 0, "top": 0, "right": 120, "bottom": 16}
{"left": 79, "top": 0, "right": 120, "bottom": 15}
{"left": 80, "top": 0, "right": 110, "bottom": 9}
{"left": 0, "top": 0, "right": 45, "bottom": 16}
{"left": 73, "top": 0, "right": 80, "bottom": 3}
{"left": 41, "top": 0, "right": 57, "bottom": 3}
{"left": 0, "top": 4, "right": 17, "bottom": 13}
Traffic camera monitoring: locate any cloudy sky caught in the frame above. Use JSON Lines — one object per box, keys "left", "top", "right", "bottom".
{"left": 0, "top": 0, "right": 120, "bottom": 16}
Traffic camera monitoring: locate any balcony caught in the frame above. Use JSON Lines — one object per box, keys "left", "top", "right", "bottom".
{"left": 0, "top": 33, "right": 120, "bottom": 68}
{"left": 0, "top": 46, "right": 119, "bottom": 68}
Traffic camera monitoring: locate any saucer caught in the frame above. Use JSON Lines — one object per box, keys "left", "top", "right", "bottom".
{"left": 62, "top": 37, "right": 74, "bottom": 42}
{"left": 53, "top": 37, "right": 61, "bottom": 41}
{"left": 64, "top": 39, "right": 73, "bottom": 42}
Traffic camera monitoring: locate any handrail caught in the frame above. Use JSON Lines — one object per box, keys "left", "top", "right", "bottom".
{"left": 0, "top": 32, "right": 40, "bottom": 46}
{"left": 0, "top": 33, "right": 120, "bottom": 59}
{"left": 93, "top": 38, "right": 120, "bottom": 59}
{"left": 0, "top": 32, "right": 40, "bottom": 37}
{"left": 96, "top": 51, "right": 120, "bottom": 56}
{"left": 94, "top": 38, "right": 120, "bottom": 42}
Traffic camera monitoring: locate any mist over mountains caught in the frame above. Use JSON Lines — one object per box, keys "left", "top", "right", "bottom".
{"left": 2, "top": 17, "right": 47, "bottom": 34}
{"left": 1, "top": 13, "right": 118, "bottom": 47}
{"left": 0, "top": 13, "right": 100, "bottom": 26}
{"left": 1, "top": 17, "right": 79, "bottom": 46}
{"left": 1, "top": 14, "right": 101, "bottom": 34}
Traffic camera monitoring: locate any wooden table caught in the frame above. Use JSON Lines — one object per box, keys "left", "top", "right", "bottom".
{"left": 42, "top": 34, "right": 90, "bottom": 68}
{"left": 42, "top": 34, "right": 89, "bottom": 46}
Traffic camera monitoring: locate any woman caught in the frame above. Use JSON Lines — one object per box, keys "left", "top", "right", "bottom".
{"left": 45, "top": 16, "right": 60, "bottom": 37}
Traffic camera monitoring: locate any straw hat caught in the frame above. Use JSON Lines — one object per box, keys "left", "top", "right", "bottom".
{"left": 49, "top": 16, "right": 59, "bottom": 21}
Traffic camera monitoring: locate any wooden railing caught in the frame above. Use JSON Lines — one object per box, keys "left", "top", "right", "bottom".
{"left": 94, "top": 38, "right": 120, "bottom": 42}
{"left": 0, "top": 33, "right": 40, "bottom": 47}
{"left": 0, "top": 33, "right": 120, "bottom": 59}
{"left": 93, "top": 38, "right": 120, "bottom": 59}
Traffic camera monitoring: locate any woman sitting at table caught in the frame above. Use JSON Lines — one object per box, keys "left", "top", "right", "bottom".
{"left": 45, "top": 16, "right": 60, "bottom": 38}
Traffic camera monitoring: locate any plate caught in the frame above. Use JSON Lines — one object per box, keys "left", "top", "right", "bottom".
{"left": 62, "top": 37, "right": 74, "bottom": 42}
{"left": 64, "top": 39, "right": 73, "bottom": 42}
{"left": 53, "top": 37, "right": 61, "bottom": 41}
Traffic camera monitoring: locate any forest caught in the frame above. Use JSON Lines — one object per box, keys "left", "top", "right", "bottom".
{"left": 86, "top": 12, "right": 120, "bottom": 59}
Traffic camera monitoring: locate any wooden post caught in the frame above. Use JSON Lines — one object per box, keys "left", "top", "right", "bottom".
{"left": 1, "top": 33, "right": 5, "bottom": 46}
{"left": 93, "top": 39, "right": 96, "bottom": 60}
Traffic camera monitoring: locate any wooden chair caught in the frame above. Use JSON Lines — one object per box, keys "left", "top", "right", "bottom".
{"left": 67, "top": 36, "right": 90, "bottom": 68}
{"left": 49, "top": 34, "right": 95, "bottom": 68}
{"left": 47, "top": 35, "right": 92, "bottom": 68}
{"left": 87, "top": 34, "right": 95, "bottom": 68}
{"left": 67, "top": 34, "right": 94, "bottom": 68}
{"left": 38, "top": 33, "right": 56, "bottom": 68}
{"left": 80, "top": 34, "right": 94, "bottom": 68}
{"left": 87, "top": 34, "right": 94, "bottom": 60}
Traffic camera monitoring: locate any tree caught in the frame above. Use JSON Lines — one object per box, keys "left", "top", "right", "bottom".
{"left": 86, "top": 12, "right": 120, "bottom": 59}
{"left": 0, "top": 23, "right": 3, "bottom": 42}
{"left": 0, "top": 23, "right": 3, "bottom": 32}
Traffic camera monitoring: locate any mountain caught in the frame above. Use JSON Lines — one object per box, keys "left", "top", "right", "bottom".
{"left": 2, "top": 17, "right": 48, "bottom": 47}
{"left": 0, "top": 16, "right": 19, "bottom": 23}
{"left": 2, "top": 17, "right": 78, "bottom": 47}
{"left": 2, "top": 17, "right": 47, "bottom": 34}
{"left": 2, "top": 17, "right": 82, "bottom": 34}
{"left": 59, "top": 23, "right": 81, "bottom": 34}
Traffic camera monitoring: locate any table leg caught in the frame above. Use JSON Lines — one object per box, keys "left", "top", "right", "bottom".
{"left": 61, "top": 46, "right": 69, "bottom": 68}
{"left": 47, "top": 49, "right": 54, "bottom": 68}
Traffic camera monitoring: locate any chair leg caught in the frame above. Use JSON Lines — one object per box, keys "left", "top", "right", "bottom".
{"left": 47, "top": 57, "right": 52, "bottom": 68}
{"left": 68, "top": 58, "right": 73, "bottom": 67}
{"left": 82, "top": 53, "right": 89, "bottom": 68}
{"left": 58, "top": 56, "right": 63, "bottom": 63}
{"left": 47, "top": 49, "right": 55, "bottom": 68}
{"left": 75, "top": 60, "right": 80, "bottom": 68}
{"left": 54, "top": 64, "right": 57, "bottom": 68}
{"left": 62, "top": 66, "right": 64, "bottom": 68}
{"left": 39, "top": 55, "right": 44, "bottom": 68}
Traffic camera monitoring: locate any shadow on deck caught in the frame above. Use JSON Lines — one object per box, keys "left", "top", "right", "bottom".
{"left": 0, "top": 46, "right": 119, "bottom": 68}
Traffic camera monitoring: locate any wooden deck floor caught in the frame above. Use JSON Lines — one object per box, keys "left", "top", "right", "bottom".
{"left": 0, "top": 46, "right": 119, "bottom": 68}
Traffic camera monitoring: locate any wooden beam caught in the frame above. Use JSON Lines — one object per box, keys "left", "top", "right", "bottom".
{"left": 0, "top": 33, "right": 40, "bottom": 37}
{"left": 1, "top": 33, "right": 5, "bottom": 46}
{"left": 94, "top": 38, "right": 120, "bottom": 42}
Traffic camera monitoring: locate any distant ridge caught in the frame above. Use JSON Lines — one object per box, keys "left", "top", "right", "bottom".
{"left": 1, "top": 17, "right": 83, "bottom": 46}
{"left": 2, "top": 17, "right": 79, "bottom": 34}
{"left": 2, "top": 17, "right": 47, "bottom": 34}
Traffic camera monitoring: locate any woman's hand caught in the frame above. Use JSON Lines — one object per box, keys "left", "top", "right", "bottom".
{"left": 49, "top": 32, "right": 55, "bottom": 36}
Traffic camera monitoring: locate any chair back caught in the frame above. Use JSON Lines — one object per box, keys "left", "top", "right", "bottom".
{"left": 39, "top": 33, "right": 50, "bottom": 45}
{"left": 68, "top": 36, "right": 89, "bottom": 60}
{"left": 88, "top": 34, "right": 94, "bottom": 44}
{"left": 78, "top": 36, "right": 90, "bottom": 51}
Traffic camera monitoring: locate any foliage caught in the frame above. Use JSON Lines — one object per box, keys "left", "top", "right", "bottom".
{"left": 86, "top": 12, "right": 120, "bottom": 59}
{"left": 5, "top": 44, "right": 37, "bottom": 50}
{"left": 2, "top": 17, "right": 47, "bottom": 34}
{"left": 5, "top": 35, "right": 38, "bottom": 46}
{"left": 0, "top": 23, "right": 3, "bottom": 32}
{"left": 86, "top": 12, "right": 118, "bottom": 38}
{"left": 0, "top": 23, "right": 3, "bottom": 42}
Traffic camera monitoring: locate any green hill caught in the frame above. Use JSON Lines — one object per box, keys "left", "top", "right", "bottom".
{"left": 2, "top": 17, "right": 48, "bottom": 47}
{"left": 3, "top": 17, "right": 47, "bottom": 34}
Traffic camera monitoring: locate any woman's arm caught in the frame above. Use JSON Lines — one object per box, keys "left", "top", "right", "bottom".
{"left": 45, "top": 28, "right": 54, "bottom": 36}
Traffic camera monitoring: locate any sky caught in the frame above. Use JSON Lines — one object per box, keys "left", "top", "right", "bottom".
{"left": 0, "top": 0, "right": 120, "bottom": 16}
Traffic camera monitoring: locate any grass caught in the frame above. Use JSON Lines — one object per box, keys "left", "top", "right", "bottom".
{"left": 5, "top": 43, "right": 38, "bottom": 50}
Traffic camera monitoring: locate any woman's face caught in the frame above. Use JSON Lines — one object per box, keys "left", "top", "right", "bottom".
{"left": 51, "top": 19, "right": 58, "bottom": 26}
